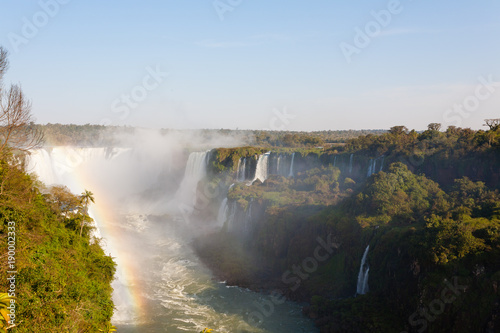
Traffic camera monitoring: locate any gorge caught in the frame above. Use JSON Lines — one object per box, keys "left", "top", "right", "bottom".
{"left": 22, "top": 125, "right": 500, "bottom": 333}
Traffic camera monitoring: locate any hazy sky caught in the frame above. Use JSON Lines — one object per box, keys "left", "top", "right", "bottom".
{"left": 1, "top": 1, "right": 499, "bottom": 131}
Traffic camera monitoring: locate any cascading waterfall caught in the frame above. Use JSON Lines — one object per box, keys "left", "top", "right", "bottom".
{"left": 367, "top": 159, "right": 373, "bottom": 178}
{"left": 273, "top": 153, "right": 291, "bottom": 177}
{"left": 276, "top": 154, "right": 281, "bottom": 175}
{"left": 237, "top": 157, "right": 248, "bottom": 182}
{"left": 236, "top": 157, "right": 243, "bottom": 181}
{"left": 356, "top": 245, "right": 370, "bottom": 295}
{"left": 227, "top": 201, "right": 237, "bottom": 231}
{"left": 333, "top": 155, "right": 337, "bottom": 168}
{"left": 244, "top": 199, "right": 253, "bottom": 232}
{"left": 174, "top": 151, "right": 209, "bottom": 214}
{"left": 25, "top": 146, "right": 173, "bottom": 207}
{"left": 349, "top": 154, "right": 354, "bottom": 174}
{"left": 217, "top": 198, "right": 229, "bottom": 227}
{"left": 26, "top": 146, "right": 319, "bottom": 332}
{"left": 183, "top": 152, "right": 208, "bottom": 179}
{"left": 253, "top": 153, "right": 270, "bottom": 183}
{"left": 366, "top": 156, "right": 385, "bottom": 178}
{"left": 289, "top": 152, "right": 295, "bottom": 177}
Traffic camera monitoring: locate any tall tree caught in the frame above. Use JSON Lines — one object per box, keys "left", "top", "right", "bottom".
{"left": 427, "top": 123, "right": 442, "bottom": 131}
{"left": 484, "top": 119, "right": 500, "bottom": 131}
{"left": 0, "top": 47, "right": 43, "bottom": 156}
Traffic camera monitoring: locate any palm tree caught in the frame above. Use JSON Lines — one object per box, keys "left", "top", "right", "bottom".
{"left": 79, "top": 189, "right": 95, "bottom": 237}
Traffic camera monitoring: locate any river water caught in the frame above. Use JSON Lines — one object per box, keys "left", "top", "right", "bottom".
{"left": 111, "top": 213, "right": 318, "bottom": 333}
{"left": 26, "top": 147, "right": 318, "bottom": 333}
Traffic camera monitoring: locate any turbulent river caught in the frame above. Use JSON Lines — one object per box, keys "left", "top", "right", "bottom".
{"left": 27, "top": 146, "right": 318, "bottom": 333}
{"left": 111, "top": 214, "right": 317, "bottom": 333}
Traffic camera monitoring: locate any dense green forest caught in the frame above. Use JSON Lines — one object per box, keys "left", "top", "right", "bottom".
{"left": 0, "top": 151, "right": 116, "bottom": 332}
{"left": 194, "top": 122, "right": 500, "bottom": 333}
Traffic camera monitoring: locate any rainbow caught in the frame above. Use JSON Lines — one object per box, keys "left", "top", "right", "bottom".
{"left": 28, "top": 145, "right": 148, "bottom": 327}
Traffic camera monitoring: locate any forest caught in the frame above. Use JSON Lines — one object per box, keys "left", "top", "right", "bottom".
{"left": 1, "top": 116, "right": 499, "bottom": 332}
{"left": 194, "top": 121, "right": 500, "bottom": 333}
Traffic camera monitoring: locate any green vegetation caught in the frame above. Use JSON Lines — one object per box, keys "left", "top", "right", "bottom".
{"left": 0, "top": 151, "right": 116, "bottom": 332}
{"left": 254, "top": 129, "right": 387, "bottom": 147}
{"left": 0, "top": 47, "right": 116, "bottom": 333}
{"left": 195, "top": 123, "right": 500, "bottom": 333}
{"left": 343, "top": 123, "right": 500, "bottom": 188}
{"left": 207, "top": 146, "right": 268, "bottom": 175}
{"left": 344, "top": 123, "right": 500, "bottom": 159}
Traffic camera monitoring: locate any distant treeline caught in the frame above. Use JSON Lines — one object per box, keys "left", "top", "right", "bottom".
{"left": 35, "top": 123, "right": 386, "bottom": 147}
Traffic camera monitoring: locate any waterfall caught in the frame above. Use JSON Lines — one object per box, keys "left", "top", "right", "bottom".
{"left": 174, "top": 151, "right": 209, "bottom": 214}
{"left": 356, "top": 245, "right": 370, "bottom": 295}
{"left": 276, "top": 154, "right": 282, "bottom": 176}
{"left": 217, "top": 198, "right": 229, "bottom": 227}
{"left": 349, "top": 154, "right": 354, "bottom": 174}
{"left": 237, "top": 157, "right": 248, "bottom": 182}
{"left": 367, "top": 157, "right": 386, "bottom": 178}
{"left": 227, "top": 201, "right": 237, "bottom": 231}
{"left": 244, "top": 200, "right": 253, "bottom": 232}
{"left": 26, "top": 146, "right": 168, "bottom": 322}
{"left": 183, "top": 152, "right": 208, "bottom": 180}
{"left": 26, "top": 147, "right": 142, "bottom": 194}
{"left": 333, "top": 155, "right": 337, "bottom": 168}
{"left": 236, "top": 158, "right": 241, "bottom": 180}
{"left": 26, "top": 146, "right": 320, "bottom": 331}
{"left": 362, "top": 267, "right": 369, "bottom": 293}
{"left": 253, "top": 153, "right": 270, "bottom": 183}
{"left": 366, "top": 159, "right": 373, "bottom": 178}
{"left": 289, "top": 152, "right": 295, "bottom": 177}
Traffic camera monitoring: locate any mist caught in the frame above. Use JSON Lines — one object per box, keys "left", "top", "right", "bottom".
{"left": 26, "top": 128, "right": 317, "bottom": 332}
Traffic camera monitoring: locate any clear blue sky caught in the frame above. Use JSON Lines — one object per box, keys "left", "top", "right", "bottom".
{"left": 1, "top": 1, "right": 499, "bottom": 131}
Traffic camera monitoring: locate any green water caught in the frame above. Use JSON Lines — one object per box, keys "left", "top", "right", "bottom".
{"left": 111, "top": 214, "right": 318, "bottom": 333}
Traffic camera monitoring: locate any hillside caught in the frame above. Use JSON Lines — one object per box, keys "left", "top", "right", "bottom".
{"left": 0, "top": 151, "right": 116, "bottom": 332}
{"left": 193, "top": 123, "right": 500, "bottom": 333}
